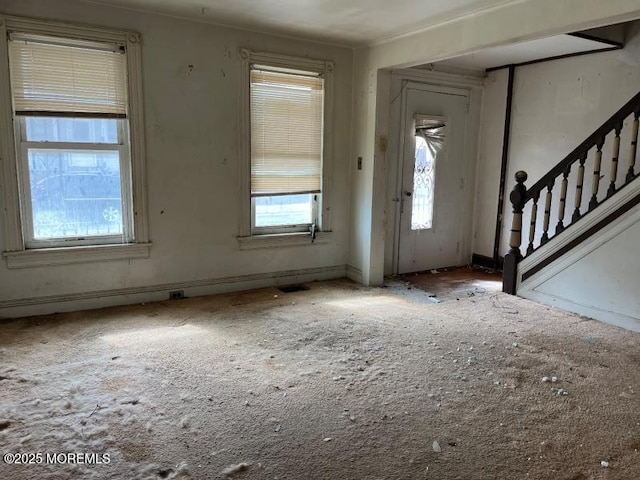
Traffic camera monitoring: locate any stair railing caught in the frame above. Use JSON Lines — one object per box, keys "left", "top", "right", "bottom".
{"left": 503, "top": 91, "right": 640, "bottom": 294}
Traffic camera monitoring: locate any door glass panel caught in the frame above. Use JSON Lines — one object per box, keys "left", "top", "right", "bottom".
{"left": 411, "top": 119, "right": 445, "bottom": 230}
{"left": 411, "top": 135, "right": 436, "bottom": 230}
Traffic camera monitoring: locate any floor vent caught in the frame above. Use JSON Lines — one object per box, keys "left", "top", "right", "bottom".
{"left": 169, "top": 290, "right": 185, "bottom": 300}
{"left": 278, "top": 284, "right": 310, "bottom": 293}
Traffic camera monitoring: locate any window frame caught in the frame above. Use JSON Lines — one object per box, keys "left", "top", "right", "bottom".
{"left": 238, "top": 48, "right": 334, "bottom": 246}
{"left": 0, "top": 15, "right": 150, "bottom": 268}
{"left": 15, "top": 116, "right": 133, "bottom": 248}
{"left": 252, "top": 194, "right": 320, "bottom": 235}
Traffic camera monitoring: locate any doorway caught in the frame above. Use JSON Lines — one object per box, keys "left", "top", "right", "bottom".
{"left": 395, "top": 83, "right": 471, "bottom": 274}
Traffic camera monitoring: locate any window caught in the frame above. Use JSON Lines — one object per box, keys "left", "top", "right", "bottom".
{"left": 10, "top": 34, "right": 130, "bottom": 247}
{"left": 238, "top": 49, "right": 334, "bottom": 246}
{"left": 250, "top": 67, "right": 324, "bottom": 234}
{"left": 19, "top": 117, "right": 129, "bottom": 242}
{"left": 411, "top": 116, "right": 446, "bottom": 230}
{"left": 0, "top": 16, "right": 149, "bottom": 267}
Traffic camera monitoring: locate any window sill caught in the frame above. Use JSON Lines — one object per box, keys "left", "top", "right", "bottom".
{"left": 2, "top": 243, "right": 151, "bottom": 269}
{"left": 238, "top": 231, "right": 332, "bottom": 250}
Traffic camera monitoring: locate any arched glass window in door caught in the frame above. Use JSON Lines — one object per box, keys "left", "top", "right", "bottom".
{"left": 411, "top": 116, "right": 446, "bottom": 230}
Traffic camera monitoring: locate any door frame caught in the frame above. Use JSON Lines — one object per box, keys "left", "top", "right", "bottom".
{"left": 385, "top": 68, "right": 484, "bottom": 276}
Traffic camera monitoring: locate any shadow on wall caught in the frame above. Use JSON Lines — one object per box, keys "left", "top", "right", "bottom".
{"left": 619, "top": 20, "right": 640, "bottom": 66}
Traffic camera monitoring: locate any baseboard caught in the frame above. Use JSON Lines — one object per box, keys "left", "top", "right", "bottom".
{"left": 471, "top": 253, "right": 503, "bottom": 271}
{"left": 346, "top": 264, "right": 362, "bottom": 284}
{"left": 0, "top": 264, "right": 348, "bottom": 319}
{"left": 520, "top": 289, "right": 640, "bottom": 333}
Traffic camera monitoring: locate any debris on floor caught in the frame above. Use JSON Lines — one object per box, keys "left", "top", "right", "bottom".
{"left": 1, "top": 278, "right": 639, "bottom": 479}
{"left": 222, "top": 463, "right": 250, "bottom": 476}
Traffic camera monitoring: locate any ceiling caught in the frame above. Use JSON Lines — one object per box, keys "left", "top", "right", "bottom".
{"left": 83, "top": 0, "right": 518, "bottom": 46}
{"left": 82, "top": 0, "right": 628, "bottom": 70}
{"left": 434, "top": 34, "right": 620, "bottom": 73}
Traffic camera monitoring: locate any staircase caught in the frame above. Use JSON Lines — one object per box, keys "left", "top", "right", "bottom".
{"left": 502, "top": 90, "right": 640, "bottom": 328}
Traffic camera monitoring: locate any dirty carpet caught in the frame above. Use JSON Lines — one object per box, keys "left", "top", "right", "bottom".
{"left": 0, "top": 278, "right": 638, "bottom": 479}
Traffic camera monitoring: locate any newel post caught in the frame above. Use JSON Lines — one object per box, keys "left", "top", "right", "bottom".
{"left": 503, "top": 170, "right": 528, "bottom": 295}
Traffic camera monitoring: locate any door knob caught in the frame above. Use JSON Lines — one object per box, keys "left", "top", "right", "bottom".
{"left": 405, "top": 191, "right": 412, "bottom": 197}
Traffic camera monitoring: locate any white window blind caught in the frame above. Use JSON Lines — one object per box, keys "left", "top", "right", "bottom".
{"left": 250, "top": 67, "right": 324, "bottom": 197}
{"left": 8, "top": 34, "right": 127, "bottom": 117}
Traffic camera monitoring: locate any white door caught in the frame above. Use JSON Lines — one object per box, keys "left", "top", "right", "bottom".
{"left": 397, "top": 85, "right": 470, "bottom": 274}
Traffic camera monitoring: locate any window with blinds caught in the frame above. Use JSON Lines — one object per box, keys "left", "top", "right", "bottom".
{"left": 9, "top": 33, "right": 127, "bottom": 117}
{"left": 250, "top": 66, "right": 324, "bottom": 231}
{"left": 7, "top": 33, "right": 133, "bottom": 247}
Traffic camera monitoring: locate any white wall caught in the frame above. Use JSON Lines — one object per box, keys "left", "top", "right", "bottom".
{"left": 347, "top": 50, "right": 375, "bottom": 284}
{"left": 471, "top": 69, "right": 508, "bottom": 258}
{"left": 0, "top": 0, "right": 353, "bottom": 317}
{"left": 474, "top": 49, "right": 640, "bottom": 259}
{"left": 349, "top": 0, "right": 640, "bottom": 286}
{"left": 529, "top": 219, "right": 640, "bottom": 331}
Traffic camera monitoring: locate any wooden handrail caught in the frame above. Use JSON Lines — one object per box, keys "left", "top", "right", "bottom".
{"left": 503, "top": 89, "right": 640, "bottom": 295}
{"left": 525, "top": 90, "right": 640, "bottom": 202}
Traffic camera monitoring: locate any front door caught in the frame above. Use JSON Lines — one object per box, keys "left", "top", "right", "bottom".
{"left": 397, "top": 85, "right": 470, "bottom": 274}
